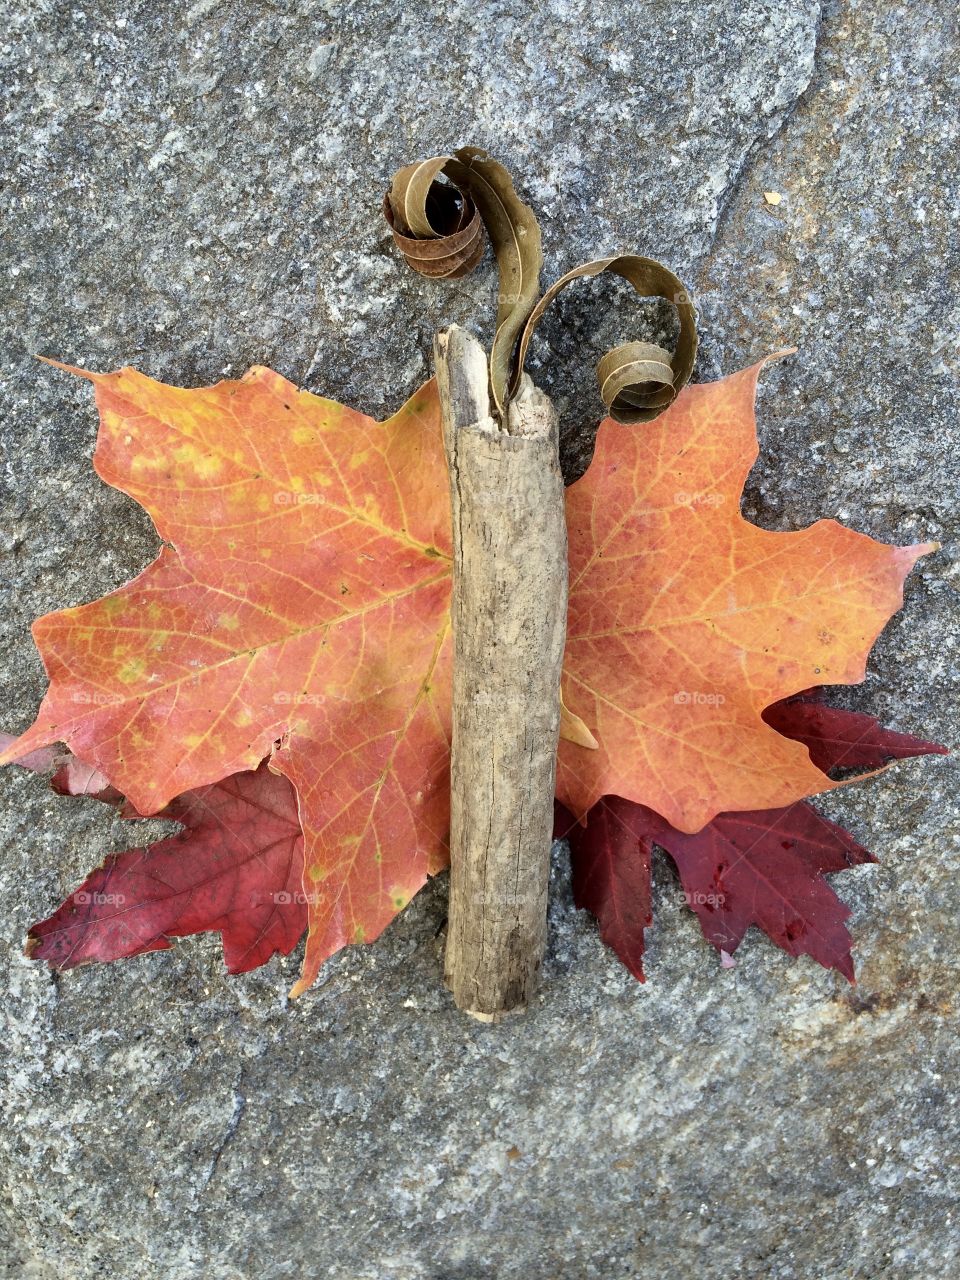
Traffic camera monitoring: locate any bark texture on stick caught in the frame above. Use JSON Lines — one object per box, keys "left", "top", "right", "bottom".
{"left": 436, "top": 325, "right": 567, "bottom": 1021}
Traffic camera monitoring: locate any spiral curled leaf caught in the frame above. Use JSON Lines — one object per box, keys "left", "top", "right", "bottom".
{"left": 383, "top": 158, "right": 484, "bottom": 279}
{"left": 384, "top": 149, "right": 698, "bottom": 424}
{"left": 513, "top": 255, "right": 698, "bottom": 424}
{"left": 385, "top": 147, "right": 543, "bottom": 414}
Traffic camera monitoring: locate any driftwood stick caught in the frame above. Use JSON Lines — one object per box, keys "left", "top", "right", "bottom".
{"left": 436, "top": 325, "right": 567, "bottom": 1021}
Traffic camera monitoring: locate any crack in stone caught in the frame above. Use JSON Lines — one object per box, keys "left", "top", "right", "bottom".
{"left": 696, "top": 1, "right": 824, "bottom": 270}
{"left": 198, "top": 1073, "right": 247, "bottom": 1198}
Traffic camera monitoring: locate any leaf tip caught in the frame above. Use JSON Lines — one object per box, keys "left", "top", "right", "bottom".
{"left": 913, "top": 539, "right": 941, "bottom": 557}
{"left": 560, "top": 700, "right": 599, "bottom": 750}
{"left": 36, "top": 355, "right": 103, "bottom": 382}
{"left": 0, "top": 732, "right": 41, "bottom": 768}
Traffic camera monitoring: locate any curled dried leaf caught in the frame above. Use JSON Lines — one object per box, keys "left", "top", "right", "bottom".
{"left": 383, "top": 157, "right": 485, "bottom": 279}
{"left": 442, "top": 147, "right": 543, "bottom": 414}
{"left": 387, "top": 158, "right": 453, "bottom": 237}
{"left": 513, "top": 256, "right": 697, "bottom": 423}
{"left": 385, "top": 150, "right": 698, "bottom": 424}
{"left": 384, "top": 147, "right": 542, "bottom": 413}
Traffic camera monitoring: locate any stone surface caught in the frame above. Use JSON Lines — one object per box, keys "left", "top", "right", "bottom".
{"left": 1, "top": 1, "right": 957, "bottom": 1277}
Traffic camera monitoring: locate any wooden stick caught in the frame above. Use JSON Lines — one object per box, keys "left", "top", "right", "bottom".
{"left": 435, "top": 325, "right": 568, "bottom": 1021}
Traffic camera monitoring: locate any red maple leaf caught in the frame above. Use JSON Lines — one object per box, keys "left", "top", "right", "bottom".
{"left": 561, "top": 797, "right": 652, "bottom": 982}
{"left": 763, "top": 691, "right": 949, "bottom": 773}
{"left": 8, "top": 737, "right": 306, "bottom": 974}
{"left": 558, "top": 699, "right": 946, "bottom": 981}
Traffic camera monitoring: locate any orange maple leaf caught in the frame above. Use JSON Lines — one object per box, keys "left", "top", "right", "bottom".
{"left": 557, "top": 359, "right": 934, "bottom": 831}
{"left": 1, "top": 357, "right": 932, "bottom": 992}
{"left": 3, "top": 365, "right": 454, "bottom": 995}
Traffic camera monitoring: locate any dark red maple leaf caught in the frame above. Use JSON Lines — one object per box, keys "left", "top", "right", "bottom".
{"left": 763, "top": 691, "right": 949, "bottom": 774}
{"left": 5, "top": 736, "right": 306, "bottom": 975}
{"left": 557, "top": 699, "right": 946, "bottom": 981}
{"left": 564, "top": 797, "right": 652, "bottom": 982}
{"left": 561, "top": 795, "right": 874, "bottom": 981}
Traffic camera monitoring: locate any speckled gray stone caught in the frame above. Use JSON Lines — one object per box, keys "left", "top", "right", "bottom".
{"left": 1, "top": 1, "right": 958, "bottom": 1277}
